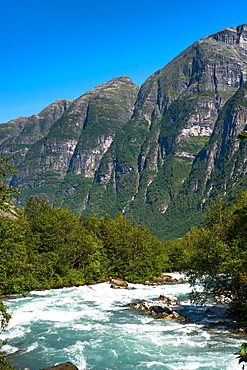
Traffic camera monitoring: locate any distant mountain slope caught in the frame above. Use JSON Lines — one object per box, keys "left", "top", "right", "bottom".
{"left": 1, "top": 25, "right": 247, "bottom": 239}
{"left": 82, "top": 24, "right": 247, "bottom": 237}
{"left": 1, "top": 76, "right": 138, "bottom": 207}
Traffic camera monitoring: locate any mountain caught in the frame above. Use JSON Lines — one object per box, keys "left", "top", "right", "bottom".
{"left": 1, "top": 76, "right": 139, "bottom": 207}
{"left": 1, "top": 24, "right": 247, "bottom": 240}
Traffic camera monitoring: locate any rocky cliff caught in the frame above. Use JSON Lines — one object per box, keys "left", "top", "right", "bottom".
{"left": 157, "top": 81, "right": 247, "bottom": 239}
{"left": 185, "top": 81, "right": 247, "bottom": 206}
{"left": 1, "top": 25, "right": 247, "bottom": 239}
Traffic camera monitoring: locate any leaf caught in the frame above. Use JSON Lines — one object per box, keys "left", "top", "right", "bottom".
{"left": 236, "top": 131, "right": 247, "bottom": 141}
{"left": 235, "top": 343, "right": 247, "bottom": 365}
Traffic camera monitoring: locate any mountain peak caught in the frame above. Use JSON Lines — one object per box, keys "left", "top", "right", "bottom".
{"left": 237, "top": 24, "right": 247, "bottom": 32}
{"left": 110, "top": 76, "right": 134, "bottom": 83}
{"left": 204, "top": 24, "right": 247, "bottom": 49}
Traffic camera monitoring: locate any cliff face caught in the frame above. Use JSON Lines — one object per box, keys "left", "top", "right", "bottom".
{"left": 155, "top": 81, "right": 247, "bottom": 239}
{"left": 1, "top": 25, "right": 247, "bottom": 239}
{"left": 186, "top": 81, "right": 247, "bottom": 202}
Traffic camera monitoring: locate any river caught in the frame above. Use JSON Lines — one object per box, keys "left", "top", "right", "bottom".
{"left": 1, "top": 274, "right": 244, "bottom": 369}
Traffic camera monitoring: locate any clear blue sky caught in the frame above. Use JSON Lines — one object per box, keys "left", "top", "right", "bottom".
{"left": 1, "top": 0, "right": 247, "bottom": 123}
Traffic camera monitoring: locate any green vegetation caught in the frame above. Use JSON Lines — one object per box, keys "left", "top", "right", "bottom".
{"left": 0, "top": 199, "right": 169, "bottom": 294}
{"left": 0, "top": 302, "right": 13, "bottom": 370}
{"left": 0, "top": 158, "right": 19, "bottom": 369}
{"left": 235, "top": 343, "right": 247, "bottom": 369}
{"left": 165, "top": 194, "right": 247, "bottom": 321}
{"left": 0, "top": 158, "right": 20, "bottom": 213}
{"left": 177, "top": 136, "right": 209, "bottom": 153}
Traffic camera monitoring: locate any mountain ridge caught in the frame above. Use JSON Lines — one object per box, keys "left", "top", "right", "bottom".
{"left": 1, "top": 24, "right": 247, "bottom": 240}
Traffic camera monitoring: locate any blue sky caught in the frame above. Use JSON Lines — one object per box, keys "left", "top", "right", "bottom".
{"left": 1, "top": 0, "right": 247, "bottom": 123}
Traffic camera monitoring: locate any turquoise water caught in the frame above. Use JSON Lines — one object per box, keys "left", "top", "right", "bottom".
{"left": 2, "top": 274, "right": 244, "bottom": 369}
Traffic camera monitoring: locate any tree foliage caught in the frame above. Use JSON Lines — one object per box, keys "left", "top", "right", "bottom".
{"left": 0, "top": 302, "right": 13, "bottom": 370}
{"left": 82, "top": 213, "right": 168, "bottom": 282}
{"left": 235, "top": 342, "right": 247, "bottom": 369}
{"left": 0, "top": 193, "right": 169, "bottom": 295}
{"left": 165, "top": 193, "right": 247, "bottom": 320}
{"left": 0, "top": 158, "right": 19, "bottom": 213}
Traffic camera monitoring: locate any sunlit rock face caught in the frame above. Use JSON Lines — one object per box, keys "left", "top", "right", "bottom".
{"left": 188, "top": 81, "right": 247, "bottom": 199}
{"left": 70, "top": 134, "right": 115, "bottom": 178}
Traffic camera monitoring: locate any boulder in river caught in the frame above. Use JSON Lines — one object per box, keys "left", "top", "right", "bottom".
{"left": 40, "top": 362, "right": 79, "bottom": 370}
{"left": 110, "top": 278, "right": 128, "bottom": 287}
{"left": 145, "top": 274, "right": 184, "bottom": 285}
{"left": 233, "top": 327, "right": 247, "bottom": 335}
{"left": 215, "top": 294, "right": 232, "bottom": 304}
{"left": 153, "top": 295, "right": 181, "bottom": 305}
{"left": 128, "top": 297, "right": 189, "bottom": 322}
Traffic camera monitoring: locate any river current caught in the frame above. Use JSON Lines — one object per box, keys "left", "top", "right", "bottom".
{"left": 2, "top": 274, "right": 244, "bottom": 369}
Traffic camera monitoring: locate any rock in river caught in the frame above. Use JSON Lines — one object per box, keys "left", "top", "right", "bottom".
{"left": 110, "top": 278, "right": 128, "bottom": 287}
{"left": 40, "top": 362, "right": 79, "bottom": 370}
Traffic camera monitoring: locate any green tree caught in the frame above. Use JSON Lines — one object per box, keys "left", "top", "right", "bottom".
{"left": 24, "top": 197, "right": 108, "bottom": 287}
{"left": 0, "top": 216, "right": 30, "bottom": 294}
{"left": 0, "top": 302, "right": 13, "bottom": 370}
{"left": 0, "top": 158, "right": 19, "bottom": 213}
{"left": 182, "top": 193, "right": 247, "bottom": 319}
{"left": 82, "top": 212, "right": 169, "bottom": 282}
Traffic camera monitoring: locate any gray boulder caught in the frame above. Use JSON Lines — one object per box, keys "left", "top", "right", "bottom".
{"left": 110, "top": 278, "right": 128, "bottom": 287}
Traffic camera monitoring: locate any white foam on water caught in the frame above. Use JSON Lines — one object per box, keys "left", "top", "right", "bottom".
{"left": 139, "top": 316, "right": 155, "bottom": 324}
{"left": 1, "top": 344, "right": 19, "bottom": 354}
{"left": 110, "top": 349, "right": 118, "bottom": 357}
{"left": 80, "top": 279, "right": 192, "bottom": 309}
{"left": 172, "top": 335, "right": 208, "bottom": 348}
{"left": 37, "top": 309, "right": 82, "bottom": 322}
{"left": 29, "top": 289, "right": 55, "bottom": 296}
{"left": 145, "top": 361, "right": 168, "bottom": 368}
{"left": 88, "top": 338, "right": 103, "bottom": 349}
{"left": 117, "top": 322, "right": 177, "bottom": 334}
{"left": 23, "top": 342, "right": 39, "bottom": 353}
{"left": 63, "top": 341, "right": 88, "bottom": 370}
{"left": 174, "top": 363, "right": 201, "bottom": 370}
{"left": 73, "top": 324, "right": 93, "bottom": 331}
{"left": 226, "top": 356, "right": 244, "bottom": 369}
{"left": 1, "top": 324, "right": 30, "bottom": 340}
{"left": 137, "top": 363, "right": 172, "bottom": 369}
